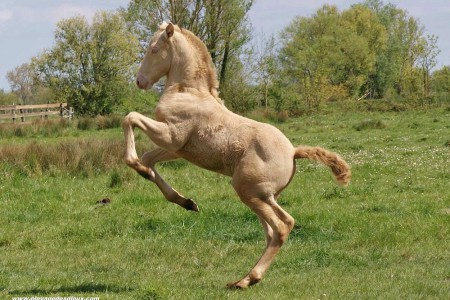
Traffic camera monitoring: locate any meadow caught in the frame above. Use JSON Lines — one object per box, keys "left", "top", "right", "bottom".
{"left": 0, "top": 107, "right": 449, "bottom": 299}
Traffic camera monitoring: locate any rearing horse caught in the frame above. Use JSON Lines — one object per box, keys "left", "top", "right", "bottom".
{"left": 123, "top": 22, "right": 351, "bottom": 288}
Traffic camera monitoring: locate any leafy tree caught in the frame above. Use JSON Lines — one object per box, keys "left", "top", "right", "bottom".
{"left": 32, "top": 12, "right": 140, "bottom": 115}
{"left": 221, "top": 48, "right": 258, "bottom": 112}
{"left": 417, "top": 34, "right": 440, "bottom": 102}
{"left": 279, "top": 5, "right": 386, "bottom": 110}
{"left": 0, "top": 89, "right": 19, "bottom": 106}
{"left": 277, "top": 1, "right": 440, "bottom": 109}
{"left": 6, "top": 63, "right": 34, "bottom": 104}
{"left": 431, "top": 66, "right": 450, "bottom": 105}
{"left": 340, "top": 5, "right": 387, "bottom": 97}
{"left": 6, "top": 63, "right": 56, "bottom": 105}
{"left": 252, "top": 33, "right": 277, "bottom": 110}
{"left": 363, "top": 0, "right": 432, "bottom": 100}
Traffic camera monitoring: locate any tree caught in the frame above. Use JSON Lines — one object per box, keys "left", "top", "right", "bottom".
{"left": 418, "top": 34, "right": 440, "bottom": 102}
{"left": 252, "top": 33, "right": 277, "bottom": 110}
{"left": 279, "top": 5, "right": 386, "bottom": 110}
{"left": 6, "top": 63, "right": 56, "bottom": 105}
{"left": 363, "top": 0, "right": 432, "bottom": 100}
{"left": 6, "top": 63, "right": 33, "bottom": 104}
{"left": 340, "top": 5, "right": 387, "bottom": 97}
{"left": 221, "top": 54, "right": 258, "bottom": 112}
{"left": 277, "top": 1, "right": 440, "bottom": 109}
{"left": 280, "top": 5, "right": 338, "bottom": 110}
{"left": 0, "top": 89, "right": 19, "bottom": 106}
{"left": 32, "top": 12, "right": 140, "bottom": 115}
{"left": 122, "top": 0, "right": 253, "bottom": 92}
{"left": 431, "top": 66, "right": 450, "bottom": 105}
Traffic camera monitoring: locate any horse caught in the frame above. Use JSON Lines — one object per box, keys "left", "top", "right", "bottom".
{"left": 122, "top": 22, "right": 351, "bottom": 288}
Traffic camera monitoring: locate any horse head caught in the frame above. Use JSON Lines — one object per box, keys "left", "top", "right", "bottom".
{"left": 136, "top": 22, "right": 175, "bottom": 90}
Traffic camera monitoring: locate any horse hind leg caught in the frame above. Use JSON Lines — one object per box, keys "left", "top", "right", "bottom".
{"left": 228, "top": 193, "right": 295, "bottom": 288}
{"left": 257, "top": 215, "right": 273, "bottom": 248}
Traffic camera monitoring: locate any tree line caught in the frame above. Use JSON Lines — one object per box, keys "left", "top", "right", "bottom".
{"left": 1, "top": 0, "right": 449, "bottom": 115}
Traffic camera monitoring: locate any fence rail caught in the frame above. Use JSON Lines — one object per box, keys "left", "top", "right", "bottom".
{"left": 0, "top": 103, "right": 73, "bottom": 123}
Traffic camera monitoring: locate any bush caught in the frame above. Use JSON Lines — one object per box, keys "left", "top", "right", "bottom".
{"left": 77, "top": 117, "right": 97, "bottom": 131}
{"left": 96, "top": 114, "right": 122, "bottom": 130}
{"left": 247, "top": 109, "right": 289, "bottom": 123}
{"left": 109, "top": 169, "right": 123, "bottom": 188}
{"left": 78, "top": 115, "right": 123, "bottom": 131}
{"left": 353, "top": 119, "right": 387, "bottom": 131}
{"left": 0, "top": 138, "right": 127, "bottom": 176}
{"left": 0, "top": 119, "right": 72, "bottom": 138}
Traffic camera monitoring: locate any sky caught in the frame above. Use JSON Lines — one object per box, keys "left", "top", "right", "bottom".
{"left": 0, "top": 0, "right": 449, "bottom": 91}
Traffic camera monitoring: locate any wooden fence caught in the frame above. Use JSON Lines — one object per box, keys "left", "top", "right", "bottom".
{"left": 0, "top": 103, "right": 73, "bottom": 124}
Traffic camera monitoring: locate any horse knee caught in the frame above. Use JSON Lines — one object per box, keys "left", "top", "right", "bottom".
{"left": 124, "top": 158, "right": 155, "bottom": 181}
{"left": 122, "top": 113, "right": 133, "bottom": 129}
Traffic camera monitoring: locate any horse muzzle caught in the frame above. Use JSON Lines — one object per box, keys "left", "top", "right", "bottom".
{"left": 136, "top": 74, "right": 152, "bottom": 90}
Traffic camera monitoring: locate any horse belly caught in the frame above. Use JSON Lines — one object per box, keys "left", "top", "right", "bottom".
{"left": 176, "top": 125, "right": 243, "bottom": 176}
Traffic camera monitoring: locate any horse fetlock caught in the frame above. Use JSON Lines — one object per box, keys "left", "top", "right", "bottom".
{"left": 136, "top": 166, "right": 156, "bottom": 181}
{"left": 124, "top": 156, "right": 138, "bottom": 167}
{"left": 125, "top": 158, "right": 155, "bottom": 181}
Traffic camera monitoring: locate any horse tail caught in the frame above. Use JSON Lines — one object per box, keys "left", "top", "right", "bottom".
{"left": 294, "top": 145, "right": 351, "bottom": 186}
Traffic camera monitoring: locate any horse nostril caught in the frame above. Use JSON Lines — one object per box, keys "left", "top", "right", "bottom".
{"left": 136, "top": 74, "right": 149, "bottom": 89}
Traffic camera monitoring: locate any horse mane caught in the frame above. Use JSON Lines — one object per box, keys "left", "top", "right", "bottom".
{"left": 174, "top": 25, "right": 222, "bottom": 104}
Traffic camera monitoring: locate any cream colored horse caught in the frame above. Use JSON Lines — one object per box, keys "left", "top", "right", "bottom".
{"left": 123, "top": 22, "right": 351, "bottom": 288}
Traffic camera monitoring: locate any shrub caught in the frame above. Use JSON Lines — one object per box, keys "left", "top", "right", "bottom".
{"left": 353, "top": 119, "right": 387, "bottom": 131}
{"left": 109, "top": 169, "right": 123, "bottom": 188}
{"left": 0, "top": 138, "right": 128, "bottom": 176}
{"left": 247, "top": 109, "right": 289, "bottom": 123}
{"left": 96, "top": 114, "right": 122, "bottom": 130}
{"left": 77, "top": 117, "right": 96, "bottom": 131}
{"left": 78, "top": 115, "right": 123, "bottom": 130}
{"left": 0, "top": 119, "right": 72, "bottom": 138}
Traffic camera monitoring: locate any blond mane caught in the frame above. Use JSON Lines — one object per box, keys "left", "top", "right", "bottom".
{"left": 174, "top": 25, "right": 222, "bottom": 103}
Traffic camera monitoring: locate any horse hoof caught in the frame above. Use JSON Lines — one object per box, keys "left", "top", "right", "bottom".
{"left": 227, "top": 281, "right": 246, "bottom": 289}
{"left": 185, "top": 198, "right": 199, "bottom": 212}
{"left": 227, "top": 276, "right": 260, "bottom": 289}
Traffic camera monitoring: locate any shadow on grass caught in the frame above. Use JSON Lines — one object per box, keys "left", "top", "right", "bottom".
{"left": 9, "top": 283, "right": 133, "bottom": 296}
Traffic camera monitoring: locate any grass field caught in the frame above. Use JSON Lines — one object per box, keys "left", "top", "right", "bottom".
{"left": 0, "top": 107, "right": 449, "bottom": 299}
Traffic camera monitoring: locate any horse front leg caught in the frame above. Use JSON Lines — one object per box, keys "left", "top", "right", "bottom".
{"left": 122, "top": 112, "right": 169, "bottom": 180}
{"left": 141, "top": 148, "right": 199, "bottom": 211}
{"left": 122, "top": 112, "right": 198, "bottom": 211}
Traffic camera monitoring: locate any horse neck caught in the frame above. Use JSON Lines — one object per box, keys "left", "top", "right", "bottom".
{"left": 166, "top": 68, "right": 205, "bottom": 91}
{"left": 165, "top": 36, "right": 217, "bottom": 96}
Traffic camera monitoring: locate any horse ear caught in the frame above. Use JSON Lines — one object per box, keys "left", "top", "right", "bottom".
{"left": 166, "top": 23, "right": 174, "bottom": 38}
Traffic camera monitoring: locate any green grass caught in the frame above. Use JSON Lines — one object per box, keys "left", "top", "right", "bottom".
{"left": 0, "top": 108, "right": 449, "bottom": 299}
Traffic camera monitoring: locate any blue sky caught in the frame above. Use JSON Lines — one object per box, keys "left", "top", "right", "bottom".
{"left": 1, "top": 0, "right": 449, "bottom": 91}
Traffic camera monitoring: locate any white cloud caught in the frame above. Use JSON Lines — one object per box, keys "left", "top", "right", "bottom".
{"left": 6, "top": 4, "right": 98, "bottom": 25}
{"left": 48, "top": 3, "right": 97, "bottom": 23}
{"left": 0, "top": 9, "right": 13, "bottom": 23}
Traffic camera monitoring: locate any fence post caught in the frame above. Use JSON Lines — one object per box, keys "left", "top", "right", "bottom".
{"left": 20, "top": 108, "right": 24, "bottom": 122}
{"left": 45, "top": 101, "right": 49, "bottom": 119}
{"left": 12, "top": 103, "right": 16, "bottom": 123}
